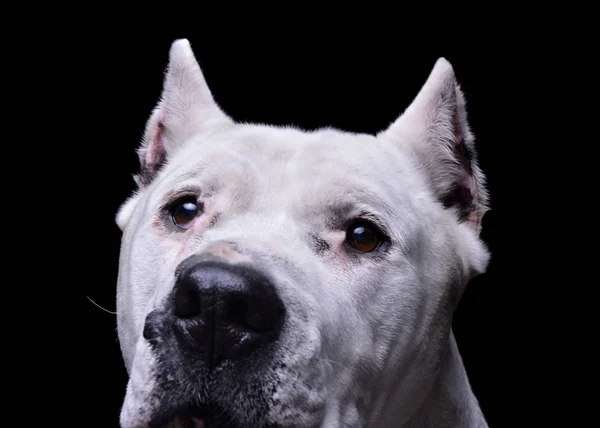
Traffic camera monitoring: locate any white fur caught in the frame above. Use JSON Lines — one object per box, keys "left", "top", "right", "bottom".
{"left": 116, "top": 39, "right": 490, "bottom": 428}
{"left": 116, "top": 193, "right": 141, "bottom": 231}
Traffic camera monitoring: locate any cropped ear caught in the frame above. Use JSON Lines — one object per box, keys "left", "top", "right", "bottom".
{"left": 135, "top": 39, "right": 233, "bottom": 188}
{"left": 378, "top": 58, "right": 489, "bottom": 233}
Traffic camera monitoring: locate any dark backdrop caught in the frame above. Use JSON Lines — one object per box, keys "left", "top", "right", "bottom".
{"left": 80, "top": 29, "right": 518, "bottom": 427}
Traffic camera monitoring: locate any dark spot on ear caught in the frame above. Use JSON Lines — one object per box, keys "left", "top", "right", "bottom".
{"left": 452, "top": 113, "right": 473, "bottom": 176}
{"left": 310, "top": 234, "right": 331, "bottom": 255}
{"left": 439, "top": 111, "right": 478, "bottom": 222}
{"left": 454, "top": 138, "right": 473, "bottom": 176}
{"left": 441, "top": 182, "right": 474, "bottom": 222}
{"left": 138, "top": 157, "right": 166, "bottom": 187}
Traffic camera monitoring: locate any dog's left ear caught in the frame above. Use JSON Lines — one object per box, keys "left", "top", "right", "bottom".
{"left": 378, "top": 58, "right": 489, "bottom": 233}
{"left": 135, "top": 39, "right": 233, "bottom": 188}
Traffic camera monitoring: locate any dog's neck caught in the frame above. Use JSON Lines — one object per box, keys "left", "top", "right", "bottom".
{"left": 375, "top": 332, "right": 488, "bottom": 428}
{"left": 405, "top": 332, "right": 487, "bottom": 428}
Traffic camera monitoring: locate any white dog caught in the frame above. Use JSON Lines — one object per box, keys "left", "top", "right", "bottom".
{"left": 115, "top": 38, "right": 490, "bottom": 428}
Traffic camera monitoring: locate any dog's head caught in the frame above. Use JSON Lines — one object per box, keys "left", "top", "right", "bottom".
{"left": 115, "top": 39, "right": 490, "bottom": 428}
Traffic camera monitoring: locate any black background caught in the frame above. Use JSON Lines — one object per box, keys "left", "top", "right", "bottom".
{"left": 77, "top": 27, "right": 528, "bottom": 427}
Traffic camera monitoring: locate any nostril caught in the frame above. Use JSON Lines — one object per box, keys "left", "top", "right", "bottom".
{"left": 174, "top": 280, "right": 202, "bottom": 318}
{"left": 143, "top": 310, "right": 167, "bottom": 344}
{"left": 227, "top": 297, "right": 249, "bottom": 328}
{"left": 247, "top": 304, "right": 283, "bottom": 332}
{"left": 227, "top": 293, "right": 285, "bottom": 333}
{"left": 143, "top": 320, "right": 158, "bottom": 341}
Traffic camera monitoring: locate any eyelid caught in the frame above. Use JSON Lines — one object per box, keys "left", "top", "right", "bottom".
{"left": 351, "top": 211, "right": 389, "bottom": 237}
{"left": 159, "top": 186, "right": 202, "bottom": 211}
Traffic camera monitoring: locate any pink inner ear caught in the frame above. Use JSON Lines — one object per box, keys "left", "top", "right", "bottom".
{"left": 144, "top": 107, "right": 169, "bottom": 170}
{"left": 137, "top": 110, "right": 169, "bottom": 188}
{"left": 145, "top": 121, "right": 166, "bottom": 167}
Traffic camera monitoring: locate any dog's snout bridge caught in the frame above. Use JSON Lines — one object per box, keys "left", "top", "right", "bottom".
{"left": 204, "top": 241, "right": 253, "bottom": 263}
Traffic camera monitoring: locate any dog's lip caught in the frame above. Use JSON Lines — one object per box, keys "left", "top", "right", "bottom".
{"left": 161, "top": 415, "right": 204, "bottom": 428}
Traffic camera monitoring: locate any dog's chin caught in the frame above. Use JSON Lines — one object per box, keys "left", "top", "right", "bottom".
{"left": 149, "top": 403, "right": 247, "bottom": 428}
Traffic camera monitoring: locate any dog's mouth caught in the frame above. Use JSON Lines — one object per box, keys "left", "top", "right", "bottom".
{"left": 149, "top": 404, "right": 206, "bottom": 428}
{"left": 150, "top": 403, "right": 243, "bottom": 428}
{"left": 161, "top": 415, "right": 204, "bottom": 428}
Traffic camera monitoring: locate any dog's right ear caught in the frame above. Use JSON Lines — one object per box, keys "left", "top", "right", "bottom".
{"left": 135, "top": 39, "right": 233, "bottom": 188}
{"left": 377, "top": 58, "right": 488, "bottom": 235}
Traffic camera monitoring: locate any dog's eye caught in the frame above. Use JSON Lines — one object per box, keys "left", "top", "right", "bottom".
{"left": 170, "top": 197, "right": 200, "bottom": 229}
{"left": 345, "top": 221, "right": 382, "bottom": 253}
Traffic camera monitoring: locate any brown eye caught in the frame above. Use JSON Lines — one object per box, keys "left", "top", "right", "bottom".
{"left": 171, "top": 197, "right": 200, "bottom": 229}
{"left": 346, "top": 221, "right": 382, "bottom": 253}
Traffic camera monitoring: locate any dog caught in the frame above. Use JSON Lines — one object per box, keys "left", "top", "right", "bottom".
{"left": 114, "top": 39, "right": 491, "bottom": 428}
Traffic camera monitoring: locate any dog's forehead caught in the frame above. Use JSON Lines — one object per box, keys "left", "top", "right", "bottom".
{"left": 164, "top": 124, "right": 415, "bottom": 194}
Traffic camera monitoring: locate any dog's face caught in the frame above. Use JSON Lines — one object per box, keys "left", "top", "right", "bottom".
{"left": 115, "top": 40, "right": 490, "bottom": 428}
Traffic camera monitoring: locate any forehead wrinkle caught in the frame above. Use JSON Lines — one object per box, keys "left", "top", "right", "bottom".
{"left": 333, "top": 186, "right": 396, "bottom": 219}
{"left": 302, "top": 180, "right": 397, "bottom": 228}
{"left": 160, "top": 143, "right": 256, "bottom": 187}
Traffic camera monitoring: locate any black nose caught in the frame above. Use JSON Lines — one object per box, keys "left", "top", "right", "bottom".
{"left": 170, "top": 256, "right": 285, "bottom": 367}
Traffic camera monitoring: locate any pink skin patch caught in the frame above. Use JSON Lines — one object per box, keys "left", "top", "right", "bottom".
{"left": 204, "top": 241, "right": 253, "bottom": 263}
{"left": 145, "top": 109, "right": 168, "bottom": 169}
{"left": 323, "top": 230, "right": 350, "bottom": 262}
{"left": 145, "top": 123, "right": 165, "bottom": 166}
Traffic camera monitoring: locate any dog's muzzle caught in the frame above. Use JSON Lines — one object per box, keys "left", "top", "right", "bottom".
{"left": 144, "top": 255, "right": 286, "bottom": 368}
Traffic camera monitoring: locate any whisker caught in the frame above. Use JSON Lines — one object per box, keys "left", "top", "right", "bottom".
{"left": 86, "top": 296, "right": 117, "bottom": 315}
